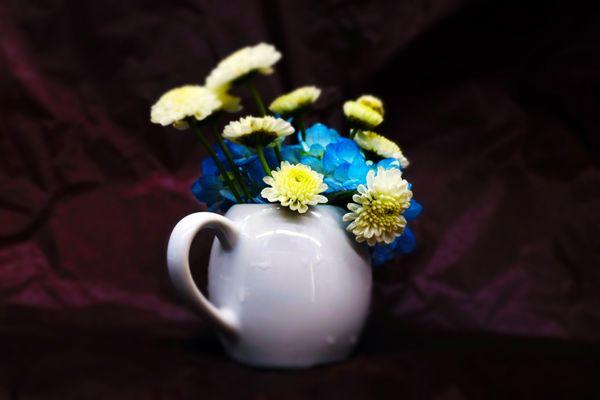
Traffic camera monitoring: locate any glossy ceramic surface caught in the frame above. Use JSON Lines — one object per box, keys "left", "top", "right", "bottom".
{"left": 167, "top": 204, "right": 372, "bottom": 368}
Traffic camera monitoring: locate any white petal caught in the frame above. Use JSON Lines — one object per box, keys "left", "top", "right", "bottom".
{"left": 342, "top": 213, "right": 355, "bottom": 221}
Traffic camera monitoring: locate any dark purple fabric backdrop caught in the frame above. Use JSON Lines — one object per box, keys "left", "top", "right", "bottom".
{"left": 1, "top": 0, "right": 599, "bottom": 398}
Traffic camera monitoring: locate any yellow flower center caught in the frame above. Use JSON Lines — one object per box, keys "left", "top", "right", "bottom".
{"left": 279, "top": 167, "right": 321, "bottom": 202}
{"left": 359, "top": 194, "right": 404, "bottom": 231}
{"left": 261, "top": 161, "right": 328, "bottom": 213}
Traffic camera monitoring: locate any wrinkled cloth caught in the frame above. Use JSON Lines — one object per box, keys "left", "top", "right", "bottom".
{"left": 0, "top": 0, "right": 599, "bottom": 396}
{"left": 0, "top": 329, "right": 598, "bottom": 399}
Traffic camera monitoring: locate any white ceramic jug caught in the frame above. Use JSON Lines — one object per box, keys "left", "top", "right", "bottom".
{"left": 167, "top": 204, "right": 372, "bottom": 368}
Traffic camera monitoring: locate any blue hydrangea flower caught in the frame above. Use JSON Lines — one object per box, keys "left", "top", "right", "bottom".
{"left": 281, "top": 124, "right": 404, "bottom": 194}
{"left": 191, "top": 157, "right": 236, "bottom": 212}
{"left": 403, "top": 199, "right": 423, "bottom": 221}
{"left": 321, "top": 138, "right": 370, "bottom": 192}
{"left": 322, "top": 138, "right": 363, "bottom": 171}
{"left": 299, "top": 123, "right": 340, "bottom": 157}
{"left": 371, "top": 227, "right": 417, "bottom": 267}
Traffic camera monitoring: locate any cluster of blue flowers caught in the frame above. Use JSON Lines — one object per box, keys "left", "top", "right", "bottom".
{"left": 192, "top": 123, "right": 422, "bottom": 267}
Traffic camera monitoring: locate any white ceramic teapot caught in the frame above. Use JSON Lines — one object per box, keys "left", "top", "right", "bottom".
{"left": 167, "top": 204, "right": 372, "bottom": 368}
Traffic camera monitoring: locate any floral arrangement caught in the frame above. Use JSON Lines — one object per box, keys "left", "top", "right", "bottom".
{"left": 151, "top": 43, "right": 422, "bottom": 266}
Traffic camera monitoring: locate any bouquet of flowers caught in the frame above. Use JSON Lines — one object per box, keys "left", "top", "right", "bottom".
{"left": 151, "top": 43, "right": 422, "bottom": 267}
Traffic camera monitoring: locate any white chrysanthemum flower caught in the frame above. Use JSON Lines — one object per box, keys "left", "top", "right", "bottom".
{"left": 150, "top": 85, "right": 221, "bottom": 129}
{"left": 343, "top": 100, "right": 383, "bottom": 129}
{"left": 261, "top": 161, "right": 328, "bottom": 213}
{"left": 205, "top": 43, "right": 281, "bottom": 91}
{"left": 343, "top": 167, "right": 412, "bottom": 246}
{"left": 269, "top": 86, "right": 321, "bottom": 115}
{"left": 357, "top": 94, "right": 384, "bottom": 117}
{"left": 353, "top": 130, "right": 409, "bottom": 168}
{"left": 222, "top": 116, "right": 294, "bottom": 147}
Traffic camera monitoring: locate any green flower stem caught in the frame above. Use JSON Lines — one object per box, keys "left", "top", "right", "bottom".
{"left": 274, "top": 144, "right": 283, "bottom": 164}
{"left": 256, "top": 145, "right": 272, "bottom": 176}
{"left": 246, "top": 81, "right": 267, "bottom": 116}
{"left": 211, "top": 124, "right": 252, "bottom": 200}
{"left": 297, "top": 115, "right": 307, "bottom": 141}
{"left": 188, "top": 119, "right": 243, "bottom": 203}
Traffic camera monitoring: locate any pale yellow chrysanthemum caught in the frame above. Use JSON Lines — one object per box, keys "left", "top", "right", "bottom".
{"left": 150, "top": 85, "right": 221, "bottom": 129}
{"left": 353, "top": 130, "right": 409, "bottom": 169}
{"left": 222, "top": 116, "right": 294, "bottom": 147}
{"left": 343, "top": 167, "right": 412, "bottom": 246}
{"left": 343, "top": 100, "right": 383, "bottom": 129}
{"left": 205, "top": 43, "right": 281, "bottom": 91}
{"left": 261, "top": 161, "right": 328, "bottom": 213}
{"left": 357, "top": 94, "right": 384, "bottom": 117}
{"left": 269, "top": 86, "right": 321, "bottom": 115}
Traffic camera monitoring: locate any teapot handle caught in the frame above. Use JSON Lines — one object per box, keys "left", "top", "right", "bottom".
{"left": 167, "top": 212, "right": 239, "bottom": 338}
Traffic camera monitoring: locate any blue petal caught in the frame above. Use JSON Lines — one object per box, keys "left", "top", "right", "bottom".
{"left": 377, "top": 158, "right": 401, "bottom": 170}
{"left": 247, "top": 157, "right": 269, "bottom": 187}
{"left": 333, "top": 162, "right": 350, "bottom": 181}
{"left": 297, "top": 130, "right": 309, "bottom": 152}
{"left": 308, "top": 143, "right": 325, "bottom": 157}
{"left": 335, "top": 138, "right": 361, "bottom": 163}
{"left": 300, "top": 155, "right": 324, "bottom": 173}
{"left": 304, "top": 123, "right": 340, "bottom": 149}
{"left": 321, "top": 145, "right": 338, "bottom": 173}
{"left": 343, "top": 180, "right": 362, "bottom": 191}
{"left": 348, "top": 156, "right": 369, "bottom": 182}
{"left": 371, "top": 244, "right": 395, "bottom": 267}
{"left": 404, "top": 200, "right": 423, "bottom": 221}
{"left": 324, "top": 177, "right": 344, "bottom": 192}
{"left": 281, "top": 144, "right": 303, "bottom": 164}
{"left": 201, "top": 157, "right": 218, "bottom": 176}
{"left": 370, "top": 227, "right": 417, "bottom": 267}
{"left": 191, "top": 178, "right": 222, "bottom": 206}
{"left": 225, "top": 140, "right": 252, "bottom": 160}
{"left": 395, "top": 227, "right": 416, "bottom": 254}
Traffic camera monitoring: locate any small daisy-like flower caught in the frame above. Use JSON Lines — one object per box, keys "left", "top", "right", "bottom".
{"left": 261, "top": 161, "right": 328, "bottom": 213}
{"left": 357, "top": 94, "right": 384, "bottom": 117}
{"left": 150, "top": 85, "right": 221, "bottom": 128}
{"left": 353, "top": 130, "right": 409, "bottom": 168}
{"left": 205, "top": 43, "right": 281, "bottom": 91}
{"left": 223, "top": 116, "right": 294, "bottom": 147}
{"left": 343, "top": 100, "right": 383, "bottom": 129}
{"left": 343, "top": 167, "right": 412, "bottom": 246}
{"left": 269, "top": 86, "right": 321, "bottom": 115}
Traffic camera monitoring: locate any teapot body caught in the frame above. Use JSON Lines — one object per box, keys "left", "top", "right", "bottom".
{"left": 208, "top": 204, "right": 372, "bottom": 368}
